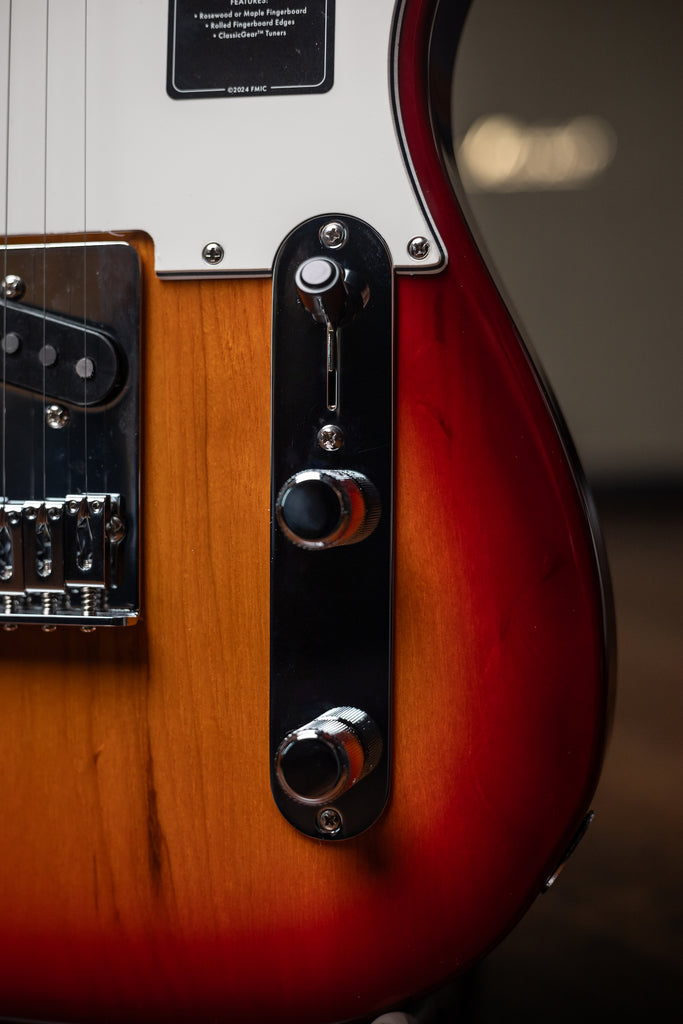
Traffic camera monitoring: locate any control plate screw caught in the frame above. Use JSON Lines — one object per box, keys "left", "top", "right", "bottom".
{"left": 202, "top": 241, "right": 224, "bottom": 265}
{"left": 46, "top": 404, "right": 70, "bottom": 430}
{"left": 407, "top": 236, "right": 431, "bottom": 260}
{"left": 317, "top": 807, "right": 343, "bottom": 835}
{"left": 317, "top": 424, "right": 345, "bottom": 452}
{"left": 319, "top": 221, "right": 348, "bottom": 249}
{"left": 1, "top": 274, "right": 25, "bottom": 300}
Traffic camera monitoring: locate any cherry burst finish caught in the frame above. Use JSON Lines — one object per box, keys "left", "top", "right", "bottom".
{"left": 0, "top": 1, "right": 611, "bottom": 1022}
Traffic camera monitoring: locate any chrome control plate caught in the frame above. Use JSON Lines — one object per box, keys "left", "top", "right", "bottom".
{"left": 0, "top": 242, "right": 140, "bottom": 627}
{"left": 270, "top": 215, "right": 393, "bottom": 839}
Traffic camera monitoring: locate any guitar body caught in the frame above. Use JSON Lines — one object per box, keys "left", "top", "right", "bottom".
{"left": 0, "top": 2, "right": 611, "bottom": 1022}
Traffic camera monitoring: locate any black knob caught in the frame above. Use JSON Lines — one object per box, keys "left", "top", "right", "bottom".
{"left": 275, "top": 707, "right": 383, "bottom": 806}
{"left": 276, "top": 469, "right": 380, "bottom": 550}
{"left": 278, "top": 736, "right": 344, "bottom": 803}
{"left": 279, "top": 477, "right": 343, "bottom": 542}
{"left": 295, "top": 257, "right": 348, "bottom": 327}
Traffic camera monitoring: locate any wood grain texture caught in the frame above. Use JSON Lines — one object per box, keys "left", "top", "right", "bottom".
{"left": 0, "top": 1, "right": 610, "bottom": 1021}
{"left": 0, "top": 249, "right": 607, "bottom": 1024}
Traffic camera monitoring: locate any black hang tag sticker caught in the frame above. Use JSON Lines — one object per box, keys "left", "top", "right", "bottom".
{"left": 167, "top": 0, "right": 335, "bottom": 99}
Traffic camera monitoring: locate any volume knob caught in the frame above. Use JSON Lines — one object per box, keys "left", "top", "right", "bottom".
{"left": 276, "top": 469, "right": 380, "bottom": 550}
{"left": 275, "top": 707, "right": 383, "bottom": 805}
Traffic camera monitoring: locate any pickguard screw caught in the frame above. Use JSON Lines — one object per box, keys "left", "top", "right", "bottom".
{"left": 408, "top": 236, "right": 431, "bottom": 260}
{"left": 317, "top": 807, "right": 343, "bottom": 835}
{"left": 317, "top": 424, "right": 344, "bottom": 452}
{"left": 202, "top": 241, "right": 224, "bottom": 265}
{"left": 46, "top": 404, "right": 70, "bottom": 430}
{"left": 319, "top": 221, "right": 348, "bottom": 249}
{"left": 1, "top": 274, "right": 25, "bottom": 300}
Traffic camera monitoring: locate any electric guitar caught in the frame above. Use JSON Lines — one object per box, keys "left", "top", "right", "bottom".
{"left": 0, "top": 1, "right": 613, "bottom": 1022}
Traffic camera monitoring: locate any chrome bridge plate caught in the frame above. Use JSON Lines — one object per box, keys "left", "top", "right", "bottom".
{"left": 0, "top": 242, "right": 140, "bottom": 627}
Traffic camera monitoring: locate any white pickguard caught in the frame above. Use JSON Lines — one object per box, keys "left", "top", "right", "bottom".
{"left": 0, "top": 0, "right": 443, "bottom": 276}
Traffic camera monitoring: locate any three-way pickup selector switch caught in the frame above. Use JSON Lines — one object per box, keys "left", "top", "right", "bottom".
{"left": 294, "top": 256, "right": 370, "bottom": 414}
{"left": 295, "top": 257, "right": 348, "bottom": 327}
{"left": 275, "top": 707, "right": 383, "bottom": 806}
{"left": 276, "top": 469, "right": 380, "bottom": 550}
{"left": 294, "top": 256, "right": 368, "bottom": 328}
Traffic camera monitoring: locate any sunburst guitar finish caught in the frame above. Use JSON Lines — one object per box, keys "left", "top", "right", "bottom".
{"left": 0, "top": 1, "right": 612, "bottom": 1022}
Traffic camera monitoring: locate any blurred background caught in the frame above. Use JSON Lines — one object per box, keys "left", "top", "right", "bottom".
{"left": 422, "top": 0, "right": 682, "bottom": 1019}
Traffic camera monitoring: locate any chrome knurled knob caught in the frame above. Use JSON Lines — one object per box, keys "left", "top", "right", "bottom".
{"left": 275, "top": 707, "right": 383, "bottom": 806}
{"left": 276, "top": 469, "right": 380, "bottom": 550}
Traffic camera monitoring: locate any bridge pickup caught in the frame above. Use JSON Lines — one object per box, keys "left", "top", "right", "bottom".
{"left": 0, "top": 241, "right": 140, "bottom": 628}
{"left": 1, "top": 301, "right": 121, "bottom": 406}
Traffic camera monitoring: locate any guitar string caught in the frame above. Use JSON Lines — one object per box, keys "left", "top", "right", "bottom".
{"left": 42, "top": 0, "right": 50, "bottom": 503}
{"left": 82, "top": 0, "right": 88, "bottom": 499}
{"left": 2, "top": 0, "right": 12, "bottom": 507}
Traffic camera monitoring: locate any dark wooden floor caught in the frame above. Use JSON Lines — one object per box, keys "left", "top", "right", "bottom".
{"left": 416, "top": 489, "right": 682, "bottom": 1022}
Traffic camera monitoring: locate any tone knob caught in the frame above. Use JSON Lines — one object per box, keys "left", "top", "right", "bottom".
{"left": 276, "top": 469, "right": 380, "bottom": 549}
{"left": 275, "top": 707, "right": 383, "bottom": 806}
